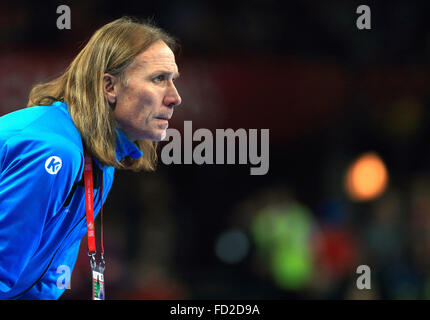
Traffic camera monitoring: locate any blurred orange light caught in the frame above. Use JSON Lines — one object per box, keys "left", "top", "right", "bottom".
{"left": 345, "top": 152, "right": 389, "bottom": 201}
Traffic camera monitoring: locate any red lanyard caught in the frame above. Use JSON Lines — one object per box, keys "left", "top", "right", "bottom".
{"left": 83, "top": 152, "right": 105, "bottom": 300}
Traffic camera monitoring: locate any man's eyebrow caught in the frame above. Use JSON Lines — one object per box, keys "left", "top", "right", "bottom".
{"left": 152, "top": 70, "right": 180, "bottom": 78}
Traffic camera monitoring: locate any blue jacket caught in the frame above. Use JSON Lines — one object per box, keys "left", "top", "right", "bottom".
{"left": 0, "top": 101, "right": 142, "bottom": 299}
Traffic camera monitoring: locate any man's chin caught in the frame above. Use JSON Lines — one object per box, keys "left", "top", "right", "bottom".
{"left": 131, "top": 128, "right": 167, "bottom": 142}
{"left": 159, "top": 130, "right": 167, "bottom": 141}
{"left": 144, "top": 129, "right": 167, "bottom": 142}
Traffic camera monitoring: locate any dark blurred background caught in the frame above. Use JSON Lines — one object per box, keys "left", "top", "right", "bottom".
{"left": 1, "top": 0, "right": 430, "bottom": 299}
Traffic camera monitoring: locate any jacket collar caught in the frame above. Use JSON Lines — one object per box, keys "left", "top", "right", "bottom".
{"left": 115, "top": 128, "right": 143, "bottom": 161}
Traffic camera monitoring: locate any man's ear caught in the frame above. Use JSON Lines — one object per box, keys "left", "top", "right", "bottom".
{"left": 103, "top": 73, "right": 119, "bottom": 104}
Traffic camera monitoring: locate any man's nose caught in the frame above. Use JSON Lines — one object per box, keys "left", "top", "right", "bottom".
{"left": 165, "top": 83, "right": 182, "bottom": 108}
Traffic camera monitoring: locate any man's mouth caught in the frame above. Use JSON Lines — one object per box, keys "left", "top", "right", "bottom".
{"left": 155, "top": 115, "right": 172, "bottom": 121}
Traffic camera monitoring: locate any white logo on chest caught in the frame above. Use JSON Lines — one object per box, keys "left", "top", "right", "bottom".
{"left": 45, "top": 156, "right": 63, "bottom": 174}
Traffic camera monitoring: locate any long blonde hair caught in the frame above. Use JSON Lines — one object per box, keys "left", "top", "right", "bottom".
{"left": 27, "top": 17, "right": 178, "bottom": 171}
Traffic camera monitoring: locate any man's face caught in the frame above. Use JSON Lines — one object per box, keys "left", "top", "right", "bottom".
{"left": 110, "top": 40, "right": 181, "bottom": 141}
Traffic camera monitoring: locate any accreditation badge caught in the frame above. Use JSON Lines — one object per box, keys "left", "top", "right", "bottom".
{"left": 92, "top": 267, "right": 105, "bottom": 300}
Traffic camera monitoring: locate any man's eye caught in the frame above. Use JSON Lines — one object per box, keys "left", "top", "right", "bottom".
{"left": 153, "top": 75, "right": 166, "bottom": 83}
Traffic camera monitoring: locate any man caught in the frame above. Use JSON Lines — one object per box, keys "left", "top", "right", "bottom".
{"left": 0, "top": 17, "right": 182, "bottom": 299}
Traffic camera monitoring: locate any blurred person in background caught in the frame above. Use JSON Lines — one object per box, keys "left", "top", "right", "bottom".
{"left": 0, "top": 16, "right": 181, "bottom": 299}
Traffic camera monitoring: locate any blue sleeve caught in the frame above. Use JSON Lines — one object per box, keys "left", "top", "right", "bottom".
{"left": 0, "top": 134, "right": 82, "bottom": 293}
